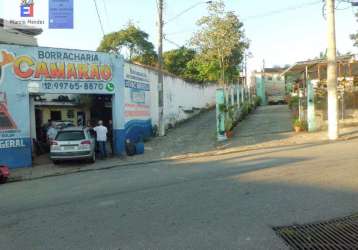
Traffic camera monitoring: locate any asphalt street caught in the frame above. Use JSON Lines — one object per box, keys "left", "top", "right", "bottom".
{"left": 1, "top": 137, "right": 358, "bottom": 250}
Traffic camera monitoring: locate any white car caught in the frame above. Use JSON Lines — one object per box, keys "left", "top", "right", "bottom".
{"left": 53, "top": 120, "right": 75, "bottom": 130}
{"left": 50, "top": 127, "right": 96, "bottom": 164}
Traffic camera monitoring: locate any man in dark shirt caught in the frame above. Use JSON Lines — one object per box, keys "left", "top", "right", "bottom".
{"left": 108, "top": 120, "right": 114, "bottom": 156}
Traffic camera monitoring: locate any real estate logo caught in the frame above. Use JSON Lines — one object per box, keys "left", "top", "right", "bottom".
{"left": 20, "top": 0, "right": 34, "bottom": 17}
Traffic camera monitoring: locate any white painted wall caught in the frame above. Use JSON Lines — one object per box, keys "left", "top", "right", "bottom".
{"left": 126, "top": 63, "right": 218, "bottom": 128}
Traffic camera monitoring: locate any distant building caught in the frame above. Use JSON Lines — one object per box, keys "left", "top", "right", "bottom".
{"left": 252, "top": 67, "right": 288, "bottom": 105}
{"left": 282, "top": 55, "right": 358, "bottom": 94}
{"left": 0, "top": 18, "right": 42, "bottom": 46}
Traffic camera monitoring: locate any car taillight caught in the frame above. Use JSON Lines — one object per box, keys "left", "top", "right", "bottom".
{"left": 81, "top": 140, "right": 91, "bottom": 145}
{"left": 51, "top": 141, "right": 58, "bottom": 145}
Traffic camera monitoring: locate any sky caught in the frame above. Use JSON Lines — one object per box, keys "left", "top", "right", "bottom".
{"left": 1, "top": 0, "right": 357, "bottom": 73}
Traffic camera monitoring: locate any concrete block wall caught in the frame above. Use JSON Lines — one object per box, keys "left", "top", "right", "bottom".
{"left": 128, "top": 63, "right": 218, "bottom": 129}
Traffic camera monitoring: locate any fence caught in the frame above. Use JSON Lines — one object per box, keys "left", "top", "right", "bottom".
{"left": 285, "top": 55, "right": 358, "bottom": 131}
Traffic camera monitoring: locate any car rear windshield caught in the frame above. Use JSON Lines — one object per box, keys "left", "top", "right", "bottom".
{"left": 55, "top": 131, "right": 85, "bottom": 141}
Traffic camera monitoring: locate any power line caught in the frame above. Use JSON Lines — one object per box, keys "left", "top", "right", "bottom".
{"left": 335, "top": 0, "right": 353, "bottom": 10}
{"left": 242, "top": 0, "right": 322, "bottom": 21}
{"left": 165, "top": 1, "right": 211, "bottom": 24}
{"left": 102, "top": 0, "right": 109, "bottom": 17}
{"left": 164, "top": 0, "right": 356, "bottom": 47}
{"left": 165, "top": 0, "right": 324, "bottom": 38}
{"left": 163, "top": 36, "right": 182, "bottom": 48}
{"left": 93, "top": 0, "right": 105, "bottom": 36}
{"left": 322, "top": 0, "right": 354, "bottom": 20}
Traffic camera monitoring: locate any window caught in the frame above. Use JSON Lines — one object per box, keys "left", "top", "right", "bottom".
{"left": 67, "top": 110, "right": 74, "bottom": 118}
{"left": 56, "top": 131, "right": 85, "bottom": 141}
{"left": 267, "top": 76, "right": 273, "bottom": 81}
{"left": 50, "top": 111, "right": 62, "bottom": 121}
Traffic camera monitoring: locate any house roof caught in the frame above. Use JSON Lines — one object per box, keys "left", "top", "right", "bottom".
{"left": 282, "top": 54, "right": 357, "bottom": 76}
{"left": 263, "top": 67, "right": 288, "bottom": 73}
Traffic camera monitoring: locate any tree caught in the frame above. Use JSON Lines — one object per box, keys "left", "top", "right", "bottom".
{"left": 97, "top": 23, "right": 157, "bottom": 66}
{"left": 351, "top": 12, "right": 358, "bottom": 47}
{"left": 163, "top": 46, "right": 196, "bottom": 80}
{"left": 190, "top": 1, "right": 248, "bottom": 85}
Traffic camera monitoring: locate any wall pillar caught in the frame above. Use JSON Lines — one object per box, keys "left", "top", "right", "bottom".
{"left": 230, "top": 87, "right": 235, "bottom": 106}
{"left": 216, "top": 88, "right": 226, "bottom": 141}
{"left": 29, "top": 96, "right": 36, "bottom": 141}
{"left": 237, "top": 85, "right": 241, "bottom": 108}
{"left": 241, "top": 85, "right": 244, "bottom": 103}
{"left": 307, "top": 80, "right": 316, "bottom": 132}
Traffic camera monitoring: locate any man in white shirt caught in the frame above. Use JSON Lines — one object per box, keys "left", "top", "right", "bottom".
{"left": 47, "top": 121, "right": 57, "bottom": 142}
{"left": 94, "top": 120, "right": 108, "bottom": 159}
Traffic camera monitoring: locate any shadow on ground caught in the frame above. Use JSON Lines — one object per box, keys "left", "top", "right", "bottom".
{"left": 2, "top": 138, "right": 358, "bottom": 249}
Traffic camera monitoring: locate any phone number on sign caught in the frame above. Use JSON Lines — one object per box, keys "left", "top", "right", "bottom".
{"left": 42, "top": 82, "right": 105, "bottom": 91}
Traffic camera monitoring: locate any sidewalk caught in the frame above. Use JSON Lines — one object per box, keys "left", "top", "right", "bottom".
{"left": 10, "top": 110, "right": 218, "bottom": 182}
{"left": 9, "top": 106, "right": 358, "bottom": 182}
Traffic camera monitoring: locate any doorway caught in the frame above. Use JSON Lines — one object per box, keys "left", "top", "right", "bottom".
{"left": 30, "top": 93, "right": 114, "bottom": 165}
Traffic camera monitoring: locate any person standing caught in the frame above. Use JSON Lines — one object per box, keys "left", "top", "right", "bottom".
{"left": 47, "top": 121, "right": 57, "bottom": 142}
{"left": 108, "top": 120, "right": 114, "bottom": 156}
{"left": 94, "top": 120, "right": 108, "bottom": 159}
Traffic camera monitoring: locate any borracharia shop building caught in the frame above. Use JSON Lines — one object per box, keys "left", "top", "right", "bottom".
{"left": 0, "top": 44, "right": 152, "bottom": 169}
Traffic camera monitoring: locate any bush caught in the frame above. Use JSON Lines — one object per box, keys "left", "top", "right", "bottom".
{"left": 225, "top": 116, "right": 233, "bottom": 132}
{"left": 254, "top": 96, "right": 262, "bottom": 107}
{"left": 288, "top": 96, "right": 299, "bottom": 110}
{"left": 292, "top": 118, "right": 308, "bottom": 131}
{"left": 240, "top": 102, "right": 251, "bottom": 118}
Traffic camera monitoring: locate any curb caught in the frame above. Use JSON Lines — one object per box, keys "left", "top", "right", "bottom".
{"left": 8, "top": 135, "right": 352, "bottom": 184}
{"left": 7, "top": 158, "right": 168, "bottom": 183}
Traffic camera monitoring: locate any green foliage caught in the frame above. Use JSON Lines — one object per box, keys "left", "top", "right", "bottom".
{"left": 218, "top": 103, "right": 237, "bottom": 132}
{"left": 254, "top": 96, "right": 262, "bottom": 107}
{"left": 97, "top": 23, "right": 157, "bottom": 66}
{"left": 227, "top": 105, "right": 236, "bottom": 121}
{"left": 218, "top": 103, "right": 227, "bottom": 113}
{"left": 292, "top": 118, "right": 308, "bottom": 131}
{"left": 225, "top": 116, "right": 233, "bottom": 132}
{"left": 288, "top": 96, "right": 299, "bottom": 110}
{"left": 163, "top": 46, "right": 196, "bottom": 78}
{"left": 190, "top": 0, "right": 249, "bottom": 85}
{"left": 240, "top": 101, "right": 251, "bottom": 119}
{"left": 185, "top": 57, "right": 221, "bottom": 83}
{"left": 351, "top": 12, "right": 358, "bottom": 47}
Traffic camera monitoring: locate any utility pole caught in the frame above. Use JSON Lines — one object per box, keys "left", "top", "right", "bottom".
{"left": 261, "top": 59, "right": 265, "bottom": 105}
{"left": 245, "top": 54, "right": 250, "bottom": 103}
{"left": 326, "top": 0, "right": 339, "bottom": 140}
{"left": 157, "top": 0, "right": 165, "bottom": 136}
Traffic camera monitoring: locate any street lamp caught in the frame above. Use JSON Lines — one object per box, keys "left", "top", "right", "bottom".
{"left": 156, "top": 0, "right": 212, "bottom": 136}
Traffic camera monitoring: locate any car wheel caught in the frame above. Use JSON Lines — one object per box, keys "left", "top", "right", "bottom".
{"left": 52, "top": 160, "right": 60, "bottom": 165}
{"left": 89, "top": 152, "right": 96, "bottom": 163}
{"left": 0, "top": 176, "right": 8, "bottom": 184}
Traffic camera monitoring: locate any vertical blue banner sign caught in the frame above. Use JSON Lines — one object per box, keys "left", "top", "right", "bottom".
{"left": 49, "top": 0, "right": 74, "bottom": 29}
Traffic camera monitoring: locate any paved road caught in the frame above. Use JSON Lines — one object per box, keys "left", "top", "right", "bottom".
{"left": 144, "top": 105, "right": 293, "bottom": 157}
{"left": 1, "top": 136, "right": 358, "bottom": 249}
{"left": 229, "top": 105, "right": 293, "bottom": 147}
{"left": 237, "top": 105, "right": 292, "bottom": 136}
{"left": 143, "top": 109, "right": 217, "bottom": 157}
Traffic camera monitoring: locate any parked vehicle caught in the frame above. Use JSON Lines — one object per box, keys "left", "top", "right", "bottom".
{"left": 50, "top": 127, "right": 96, "bottom": 164}
{"left": 53, "top": 120, "right": 75, "bottom": 130}
{"left": 0, "top": 165, "right": 10, "bottom": 184}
